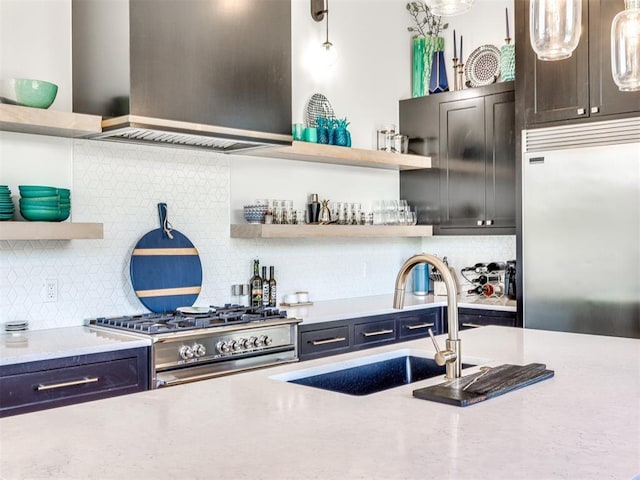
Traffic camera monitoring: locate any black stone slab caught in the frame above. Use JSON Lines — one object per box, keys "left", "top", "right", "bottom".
{"left": 412, "top": 363, "right": 554, "bottom": 407}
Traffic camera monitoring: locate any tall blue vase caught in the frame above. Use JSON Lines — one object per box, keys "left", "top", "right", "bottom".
{"left": 428, "top": 37, "right": 448, "bottom": 94}
{"left": 429, "top": 50, "right": 449, "bottom": 94}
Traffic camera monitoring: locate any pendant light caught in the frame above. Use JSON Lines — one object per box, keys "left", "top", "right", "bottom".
{"left": 427, "top": 0, "right": 474, "bottom": 16}
{"left": 611, "top": 0, "right": 640, "bottom": 91}
{"left": 311, "top": 0, "right": 337, "bottom": 66}
{"left": 529, "top": 0, "right": 582, "bottom": 61}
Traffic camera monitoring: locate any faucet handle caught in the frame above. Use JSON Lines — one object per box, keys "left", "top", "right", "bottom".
{"left": 428, "top": 328, "right": 457, "bottom": 367}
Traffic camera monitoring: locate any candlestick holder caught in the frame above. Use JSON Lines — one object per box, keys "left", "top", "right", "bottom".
{"left": 457, "top": 63, "right": 465, "bottom": 90}
{"left": 452, "top": 57, "right": 459, "bottom": 90}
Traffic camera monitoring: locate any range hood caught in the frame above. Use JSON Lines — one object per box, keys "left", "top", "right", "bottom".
{"left": 72, "top": 0, "right": 292, "bottom": 153}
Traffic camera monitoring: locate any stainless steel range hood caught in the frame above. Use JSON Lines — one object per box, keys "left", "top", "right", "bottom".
{"left": 72, "top": 0, "right": 292, "bottom": 153}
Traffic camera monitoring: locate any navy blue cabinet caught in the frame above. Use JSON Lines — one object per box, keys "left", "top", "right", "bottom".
{"left": 298, "top": 309, "right": 443, "bottom": 361}
{"left": 0, "top": 347, "right": 149, "bottom": 417}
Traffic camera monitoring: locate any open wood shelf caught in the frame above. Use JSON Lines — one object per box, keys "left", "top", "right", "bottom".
{"left": 250, "top": 141, "right": 431, "bottom": 170}
{"left": 0, "top": 104, "right": 102, "bottom": 138}
{"left": 230, "top": 224, "right": 433, "bottom": 238}
{"left": 0, "top": 222, "right": 104, "bottom": 240}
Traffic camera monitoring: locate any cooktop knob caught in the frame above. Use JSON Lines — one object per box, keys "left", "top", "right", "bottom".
{"left": 247, "top": 336, "right": 258, "bottom": 348}
{"left": 179, "top": 345, "right": 194, "bottom": 360}
{"left": 216, "top": 341, "right": 230, "bottom": 354}
{"left": 237, "top": 338, "right": 247, "bottom": 349}
{"left": 230, "top": 340, "right": 241, "bottom": 352}
{"left": 193, "top": 343, "right": 206, "bottom": 357}
{"left": 259, "top": 335, "right": 272, "bottom": 346}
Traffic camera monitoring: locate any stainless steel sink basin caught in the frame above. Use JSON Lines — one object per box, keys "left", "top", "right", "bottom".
{"left": 271, "top": 349, "right": 481, "bottom": 396}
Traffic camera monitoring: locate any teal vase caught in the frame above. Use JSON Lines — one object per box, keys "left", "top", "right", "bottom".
{"left": 412, "top": 37, "right": 426, "bottom": 97}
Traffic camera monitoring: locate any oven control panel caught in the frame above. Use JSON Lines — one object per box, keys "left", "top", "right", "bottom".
{"left": 154, "top": 324, "right": 297, "bottom": 370}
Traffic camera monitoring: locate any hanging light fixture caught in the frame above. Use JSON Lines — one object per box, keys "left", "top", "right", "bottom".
{"left": 311, "top": 0, "right": 337, "bottom": 66}
{"left": 611, "top": 0, "right": 640, "bottom": 91}
{"left": 427, "top": 0, "right": 474, "bottom": 16}
{"left": 529, "top": 0, "right": 582, "bottom": 61}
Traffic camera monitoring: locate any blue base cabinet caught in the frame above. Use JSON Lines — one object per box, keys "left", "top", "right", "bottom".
{"left": 0, "top": 347, "right": 149, "bottom": 417}
{"left": 298, "top": 309, "right": 443, "bottom": 361}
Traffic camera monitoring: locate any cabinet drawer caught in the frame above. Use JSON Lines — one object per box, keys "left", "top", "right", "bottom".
{"left": 399, "top": 312, "right": 439, "bottom": 340}
{"left": 300, "top": 326, "right": 350, "bottom": 359}
{"left": 459, "top": 313, "right": 516, "bottom": 330}
{"left": 353, "top": 319, "right": 396, "bottom": 347}
{"left": 0, "top": 347, "right": 149, "bottom": 417}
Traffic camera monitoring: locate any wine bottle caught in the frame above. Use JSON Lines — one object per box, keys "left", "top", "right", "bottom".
{"left": 268, "top": 266, "right": 277, "bottom": 307}
{"left": 261, "top": 266, "right": 269, "bottom": 307}
{"left": 250, "top": 259, "right": 263, "bottom": 307}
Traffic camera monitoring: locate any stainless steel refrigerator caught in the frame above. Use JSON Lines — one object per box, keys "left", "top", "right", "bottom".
{"left": 522, "top": 118, "right": 640, "bottom": 338}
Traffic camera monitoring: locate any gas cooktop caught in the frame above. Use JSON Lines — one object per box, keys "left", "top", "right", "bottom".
{"left": 90, "top": 305, "right": 289, "bottom": 335}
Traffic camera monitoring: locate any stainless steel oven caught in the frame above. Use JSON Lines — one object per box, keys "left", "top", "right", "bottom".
{"left": 87, "top": 306, "right": 300, "bottom": 388}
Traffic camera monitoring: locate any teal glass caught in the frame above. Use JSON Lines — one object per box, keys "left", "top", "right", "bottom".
{"left": 303, "top": 127, "right": 318, "bottom": 143}
{"left": 500, "top": 43, "right": 515, "bottom": 81}
{"left": 412, "top": 37, "right": 426, "bottom": 97}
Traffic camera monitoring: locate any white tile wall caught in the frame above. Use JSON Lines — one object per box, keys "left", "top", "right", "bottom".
{"left": 1, "top": 140, "right": 428, "bottom": 330}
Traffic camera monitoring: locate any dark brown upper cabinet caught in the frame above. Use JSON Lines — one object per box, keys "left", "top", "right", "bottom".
{"left": 399, "top": 82, "right": 516, "bottom": 236}
{"left": 517, "top": 0, "right": 640, "bottom": 127}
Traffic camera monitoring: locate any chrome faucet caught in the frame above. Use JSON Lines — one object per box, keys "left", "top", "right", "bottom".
{"left": 393, "top": 253, "right": 461, "bottom": 380}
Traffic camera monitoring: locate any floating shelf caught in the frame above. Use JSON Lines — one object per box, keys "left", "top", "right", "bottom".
{"left": 0, "top": 104, "right": 102, "bottom": 138}
{"left": 230, "top": 224, "right": 433, "bottom": 238}
{"left": 0, "top": 222, "right": 104, "bottom": 240}
{"left": 250, "top": 141, "right": 431, "bottom": 171}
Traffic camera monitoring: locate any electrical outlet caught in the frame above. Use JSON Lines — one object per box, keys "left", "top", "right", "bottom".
{"left": 45, "top": 278, "right": 58, "bottom": 302}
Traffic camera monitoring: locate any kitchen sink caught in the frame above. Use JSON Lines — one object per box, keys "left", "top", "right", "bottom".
{"left": 271, "top": 349, "right": 481, "bottom": 396}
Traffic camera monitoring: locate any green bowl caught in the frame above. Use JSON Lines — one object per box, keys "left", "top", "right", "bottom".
{"left": 20, "top": 208, "right": 61, "bottom": 221}
{"left": 20, "top": 200, "right": 59, "bottom": 209}
{"left": 1, "top": 79, "right": 58, "bottom": 109}
{"left": 19, "top": 185, "right": 57, "bottom": 197}
{"left": 57, "top": 188, "right": 70, "bottom": 198}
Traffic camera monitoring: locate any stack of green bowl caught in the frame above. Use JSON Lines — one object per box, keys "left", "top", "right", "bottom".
{"left": 19, "top": 186, "right": 71, "bottom": 222}
{"left": 0, "top": 185, "right": 15, "bottom": 221}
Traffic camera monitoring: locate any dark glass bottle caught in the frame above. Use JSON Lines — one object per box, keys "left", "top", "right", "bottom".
{"left": 268, "top": 266, "right": 277, "bottom": 307}
{"left": 250, "top": 259, "right": 263, "bottom": 307}
{"left": 261, "top": 266, "right": 269, "bottom": 307}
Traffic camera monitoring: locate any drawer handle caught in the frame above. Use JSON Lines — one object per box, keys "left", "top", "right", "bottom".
{"left": 406, "top": 322, "right": 435, "bottom": 330}
{"left": 36, "top": 376, "right": 99, "bottom": 391}
{"left": 310, "top": 337, "right": 346, "bottom": 346}
{"left": 362, "top": 329, "right": 394, "bottom": 337}
{"left": 461, "top": 322, "right": 484, "bottom": 328}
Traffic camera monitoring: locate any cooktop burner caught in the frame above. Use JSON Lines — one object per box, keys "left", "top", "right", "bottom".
{"left": 92, "top": 305, "right": 288, "bottom": 334}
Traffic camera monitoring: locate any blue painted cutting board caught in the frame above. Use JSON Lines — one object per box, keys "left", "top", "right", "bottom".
{"left": 130, "top": 203, "right": 202, "bottom": 313}
{"left": 412, "top": 363, "right": 554, "bottom": 407}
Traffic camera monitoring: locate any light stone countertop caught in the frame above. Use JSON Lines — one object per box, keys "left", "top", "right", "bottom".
{"left": 0, "top": 326, "right": 151, "bottom": 366}
{"left": 285, "top": 293, "right": 516, "bottom": 325}
{"left": 1, "top": 326, "right": 638, "bottom": 480}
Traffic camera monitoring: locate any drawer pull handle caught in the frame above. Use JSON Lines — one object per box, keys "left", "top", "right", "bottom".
{"left": 406, "top": 322, "right": 435, "bottom": 330}
{"left": 36, "top": 376, "right": 99, "bottom": 391}
{"left": 462, "top": 322, "right": 484, "bottom": 328}
{"left": 362, "top": 329, "right": 394, "bottom": 337}
{"left": 311, "top": 337, "right": 346, "bottom": 346}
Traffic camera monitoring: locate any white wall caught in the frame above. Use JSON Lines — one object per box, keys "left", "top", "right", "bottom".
{"left": 0, "top": 0, "right": 515, "bottom": 330}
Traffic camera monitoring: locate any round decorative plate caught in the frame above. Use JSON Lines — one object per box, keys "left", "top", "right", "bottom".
{"left": 465, "top": 45, "right": 501, "bottom": 87}
{"left": 305, "top": 93, "right": 335, "bottom": 127}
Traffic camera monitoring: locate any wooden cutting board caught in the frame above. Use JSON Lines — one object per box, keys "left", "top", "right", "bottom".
{"left": 412, "top": 363, "right": 554, "bottom": 407}
{"left": 129, "top": 203, "right": 203, "bottom": 313}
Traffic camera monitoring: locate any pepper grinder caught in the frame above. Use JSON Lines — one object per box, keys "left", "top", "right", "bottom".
{"left": 307, "top": 193, "right": 320, "bottom": 224}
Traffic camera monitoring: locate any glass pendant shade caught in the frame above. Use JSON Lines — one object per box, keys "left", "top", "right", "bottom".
{"left": 611, "top": 0, "right": 640, "bottom": 91}
{"left": 427, "top": 0, "right": 475, "bottom": 16}
{"left": 529, "top": 0, "right": 582, "bottom": 61}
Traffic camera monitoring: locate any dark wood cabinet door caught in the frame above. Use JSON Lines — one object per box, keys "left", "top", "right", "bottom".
{"left": 485, "top": 91, "right": 516, "bottom": 229}
{"left": 439, "top": 97, "right": 486, "bottom": 228}
{"left": 589, "top": 0, "right": 640, "bottom": 117}
{"left": 520, "top": 0, "right": 590, "bottom": 125}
